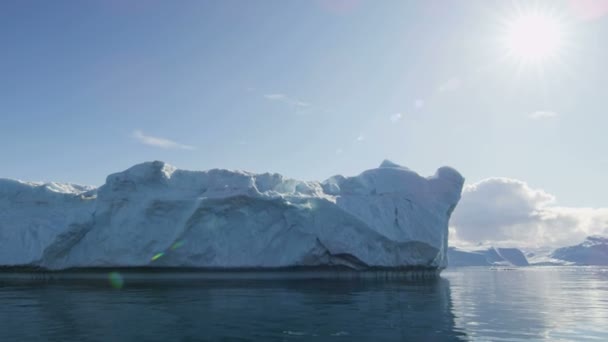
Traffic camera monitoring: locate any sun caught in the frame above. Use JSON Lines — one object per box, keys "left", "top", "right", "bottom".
{"left": 502, "top": 10, "right": 565, "bottom": 65}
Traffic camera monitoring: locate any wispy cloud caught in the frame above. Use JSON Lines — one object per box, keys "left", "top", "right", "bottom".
{"left": 132, "top": 130, "right": 195, "bottom": 150}
{"left": 264, "top": 93, "right": 311, "bottom": 108}
{"left": 389, "top": 113, "right": 403, "bottom": 122}
{"left": 355, "top": 135, "right": 365, "bottom": 142}
{"left": 414, "top": 99, "right": 424, "bottom": 109}
{"left": 529, "top": 111, "right": 558, "bottom": 120}
{"left": 438, "top": 77, "right": 462, "bottom": 92}
{"left": 264, "top": 94, "right": 285, "bottom": 100}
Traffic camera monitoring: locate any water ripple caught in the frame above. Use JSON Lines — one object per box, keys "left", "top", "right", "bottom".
{"left": 0, "top": 267, "right": 606, "bottom": 341}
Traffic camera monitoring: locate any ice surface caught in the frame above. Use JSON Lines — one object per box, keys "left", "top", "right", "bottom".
{"left": 447, "top": 246, "right": 529, "bottom": 267}
{"left": 0, "top": 160, "right": 464, "bottom": 270}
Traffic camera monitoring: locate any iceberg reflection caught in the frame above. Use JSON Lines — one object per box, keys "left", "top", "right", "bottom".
{"left": 0, "top": 276, "right": 466, "bottom": 341}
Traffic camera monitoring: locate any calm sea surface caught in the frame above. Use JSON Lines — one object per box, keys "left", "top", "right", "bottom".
{"left": 1, "top": 267, "right": 607, "bottom": 341}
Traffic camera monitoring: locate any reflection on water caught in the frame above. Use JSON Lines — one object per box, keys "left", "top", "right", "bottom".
{"left": 0, "top": 276, "right": 463, "bottom": 341}
{"left": 0, "top": 267, "right": 607, "bottom": 341}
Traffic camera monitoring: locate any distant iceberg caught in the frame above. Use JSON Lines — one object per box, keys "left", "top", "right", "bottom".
{"left": 0, "top": 160, "right": 464, "bottom": 271}
{"left": 447, "top": 247, "right": 529, "bottom": 267}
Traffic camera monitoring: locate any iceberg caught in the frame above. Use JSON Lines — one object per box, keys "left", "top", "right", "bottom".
{"left": 447, "top": 247, "right": 529, "bottom": 267}
{"left": 0, "top": 160, "right": 464, "bottom": 271}
{"left": 523, "top": 248, "right": 569, "bottom": 266}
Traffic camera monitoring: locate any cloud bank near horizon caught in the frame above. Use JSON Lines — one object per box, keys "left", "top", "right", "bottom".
{"left": 450, "top": 177, "right": 608, "bottom": 248}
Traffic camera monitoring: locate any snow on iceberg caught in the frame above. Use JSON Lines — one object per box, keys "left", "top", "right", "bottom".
{"left": 0, "top": 160, "right": 464, "bottom": 270}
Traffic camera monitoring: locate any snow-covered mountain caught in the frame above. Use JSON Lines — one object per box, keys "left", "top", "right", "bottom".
{"left": 447, "top": 247, "right": 529, "bottom": 267}
{"left": 0, "top": 160, "right": 464, "bottom": 270}
{"left": 549, "top": 236, "right": 608, "bottom": 265}
{"left": 447, "top": 236, "right": 608, "bottom": 267}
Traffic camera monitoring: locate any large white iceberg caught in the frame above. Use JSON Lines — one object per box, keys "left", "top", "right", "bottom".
{"left": 0, "top": 160, "right": 464, "bottom": 270}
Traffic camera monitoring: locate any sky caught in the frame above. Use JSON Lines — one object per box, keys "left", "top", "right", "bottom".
{"left": 1, "top": 0, "right": 607, "bottom": 247}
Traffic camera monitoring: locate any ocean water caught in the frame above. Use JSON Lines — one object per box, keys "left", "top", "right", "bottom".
{"left": 1, "top": 267, "right": 607, "bottom": 341}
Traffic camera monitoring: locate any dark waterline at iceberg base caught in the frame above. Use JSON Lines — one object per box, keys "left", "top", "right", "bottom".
{"left": 1, "top": 267, "right": 608, "bottom": 341}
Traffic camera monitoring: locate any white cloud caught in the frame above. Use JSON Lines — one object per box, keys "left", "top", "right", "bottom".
{"left": 438, "top": 77, "right": 462, "bottom": 92}
{"left": 132, "top": 130, "right": 195, "bottom": 150}
{"left": 389, "top": 113, "right": 403, "bottom": 122}
{"left": 264, "top": 93, "right": 311, "bottom": 108}
{"left": 450, "top": 178, "right": 608, "bottom": 248}
{"left": 414, "top": 99, "right": 424, "bottom": 109}
{"left": 335, "top": 148, "right": 343, "bottom": 154}
{"left": 529, "top": 110, "right": 558, "bottom": 120}
{"left": 355, "top": 135, "right": 364, "bottom": 142}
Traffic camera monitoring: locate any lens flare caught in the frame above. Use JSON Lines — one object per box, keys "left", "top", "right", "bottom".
{"left": 151, "top": 252, "right": 165, "bottom": 261}
{"left": 171, "top": 240, "right": 185, "bottom": 250}
{"left": 108, "top": 272, "right": 124, "bottom": 289}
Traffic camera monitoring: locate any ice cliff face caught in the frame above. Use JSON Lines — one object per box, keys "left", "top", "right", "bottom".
{"left": 0, "top": 180, "right": 96, "bottom": 266}
{"left": 0, "top": 160, "right": 464, "bottom": 270}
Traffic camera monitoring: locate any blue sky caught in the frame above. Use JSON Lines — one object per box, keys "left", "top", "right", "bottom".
{"left": 1, "top": 0, "right": 607, "bottom": 208}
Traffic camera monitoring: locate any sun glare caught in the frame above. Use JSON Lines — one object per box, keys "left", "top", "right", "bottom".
{"left": 503, "top": 11, "right": 565, "bottom": 64}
